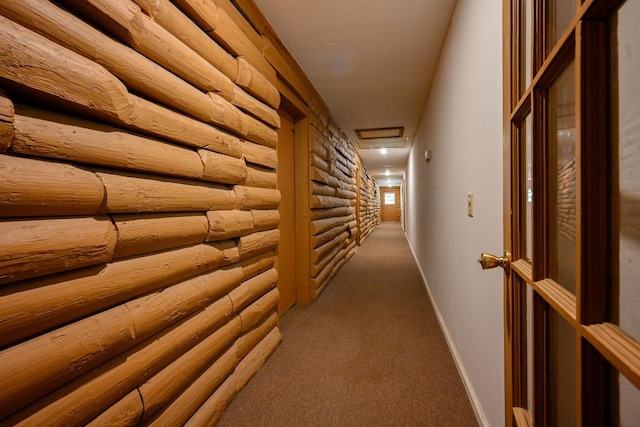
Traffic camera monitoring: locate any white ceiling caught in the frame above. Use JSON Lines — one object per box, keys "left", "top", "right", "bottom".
{"left": 253, "top": 0, "right": 457, "bottom": 187}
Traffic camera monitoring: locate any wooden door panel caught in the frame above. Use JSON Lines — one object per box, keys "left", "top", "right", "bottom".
{"left": 277, "top": 109, "right": 296, "bottom": 314}
{"left": 502, "top": 0, "right": 640, "bottom": 425}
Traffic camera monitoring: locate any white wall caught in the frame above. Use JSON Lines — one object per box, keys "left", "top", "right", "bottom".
{"left": 405, "top": 0, "right": 504, "bottom": 425}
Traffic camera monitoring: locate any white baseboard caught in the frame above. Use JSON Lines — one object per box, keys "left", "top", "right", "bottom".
{"left": 405, "top": 233, "right": 490, "bottom": 427}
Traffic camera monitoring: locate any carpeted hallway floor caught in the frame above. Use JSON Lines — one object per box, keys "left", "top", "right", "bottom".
{"left": 217, "top": 222, "right": 478, "bottom": 426}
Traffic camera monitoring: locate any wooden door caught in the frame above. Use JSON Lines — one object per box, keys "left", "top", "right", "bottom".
{"left": 495, "top": 0, "right": 640, "bottom": 425}
{"left": 381, "top": 187, "right": 400, "bottom": 222}
{"left": 277, "top": 109, "right": 296, "bottom": 315}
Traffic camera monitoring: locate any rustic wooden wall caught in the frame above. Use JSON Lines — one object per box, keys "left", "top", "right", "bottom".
{"left": 0, "top": 0, "right": 381, "bottom": 424}
{"left": 359, "top": 167, "right": 382, "bottom": 243}
{"left": 308, "top": 112, "right": 359, "bottom": 299}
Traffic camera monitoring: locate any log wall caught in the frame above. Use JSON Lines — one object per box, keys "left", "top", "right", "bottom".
{"left": 359, "top": 166, "right": 382, "bottom": 243}
{"left": 308, "top": 113, "right": 359, "bottom": 299}
{"left": 0, "top": 0, "right": 381, "bottom": 424}
{"left": 0, "top": 0, "right": 281, "bottom": 424}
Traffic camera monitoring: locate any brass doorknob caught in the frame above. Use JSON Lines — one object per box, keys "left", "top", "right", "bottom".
{"left": 477, "top": 251, "right": 511, "bottom": 275}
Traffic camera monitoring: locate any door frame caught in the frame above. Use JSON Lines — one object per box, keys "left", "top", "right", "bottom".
{"left": 275, "top": 82, "right": 312, "bottom": 308}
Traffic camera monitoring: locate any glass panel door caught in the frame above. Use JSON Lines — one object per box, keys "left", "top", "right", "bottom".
{"left": 504, "top": 0, "right": 640, "bottom": 425}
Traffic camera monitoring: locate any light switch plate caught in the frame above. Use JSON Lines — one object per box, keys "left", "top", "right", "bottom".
{"left": 467, "top": 193, "right": 474, "bottom": 217}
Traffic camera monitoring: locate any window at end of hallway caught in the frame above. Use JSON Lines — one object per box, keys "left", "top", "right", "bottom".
{"left": 384, "top": 192, "right": 395, "bottom": 205}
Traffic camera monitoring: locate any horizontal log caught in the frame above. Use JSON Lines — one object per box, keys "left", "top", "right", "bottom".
{"left": 328, "top": 164, "right": 357, "bottom": 187}
{"left": 183, "top": 369, "right": 238, "bottom": 427}
{"left": 185, "top": 324, "right": 280, "bottom": 426}
{"left": 241, "top": 140, "right": 277, "bottom": 169}
{"left": 215, "top": 0, "right": 263, "bottom": 59}
{"left": 310, "top": 128, "right": 330, "bottom": 157}
{"left": 211, "top": 242, "right": 239, "bottom": 268}
{"left": 232, "top": 86, "right": 279, "bottom": 128}
{"left": 97, "top": 171, "right": 236, "bottom": 213}
{"left": 58, "top": 0, "right": 235, "bottom": 100}
{"left": 112, "top": 212, "right": 208, "bottom": 259}
{"left": 228, "top": 268, "right": 278, "bottom": 313}
{"left": 310, "top": 223, "right": 350, "bottom": 250}
{"left": 310, "top": 152, "right": 330, "bottom": 172}
{"left": 210, "top": 4, "right": 277, "bottom": 84}
{"left": 243, "top": 111, "right": 279, "bottom": 148}
{"left": 140, "top": 319, "right": 240, "bottom": 423}
{"left": 0, "top": 14, "right": 133, "bottom": 122}
{"left": 125, "top": 266, "right": 242, "bottom": 341}
{"left": 315, "top": 240, "right": 356, "bottom": 295}
{"left": 333, "top": 141, "right": 357, "bottom": 165}
{"left": 333, "top": 154, "right": 355, "bottom": 177}
{"left": 0, "top": 1, "right": 221, "bottom": 125}
{"left": 0, "top": 216, "right": 117, "bottom": 285}
{"left": 243, "top": 164, "right": 277, "bottom": 189}
{"left": 2, "top": 283, "right": 231, "bottom": 425}
{"left": 0, "top": 244, "right": 223, "bottom": 348}
{"left": 234, "top": 326, "right": 281, "bottom": 389}
{"left": 236, "top": 57, "right": 280, "bottom": 110}
{"left": 337, "top": 187, "right": 358, "bottom": 200}
{"left": 126, "top": 95, "right": 243, "bottom": 158}
{"left": 133, "top": 0, "right": 237, "bottom": 79}
{"left": 0, "top": 92, "right": 14, "bottom": 152}
{"left": 4, "top": 296, "right": 234, "bottom": 426}
{"left": 0, "top": 154, "right": 105, "bottom": 218}
{"left": 311, "top": 231, "right": 349, "bottom": 264}
{"left": 199, "top": 149, "right": 248, "bottom": 184}
{"left": 207, "top": 91, "right": 248, "bottom": 136}
{"left": 213, "top": 239, "right": 241, "bottom": 265}
{"left": 206, "top": 210, "right": 254, "bottom": 240}
{"left": 309, "top": 206, "right": 354, "bottom": 221}
{"left": 310, "top": 215, "right": 354, "bottom": 236}
{"left": 238, "top": 229, "right": 280, "bottom": 258}
{"left": 86, "top": 390, "right": 143, "bottom": 427}
{"left": 234, "top": 186, "right": 281, "bottom": 210}
{"left": 312, "top": 181, "right": 338, "bottom": 197}
{"left": 133, "top": 0, "right": 279, "bottom": 109}
{"left": 251, "top": 209, "right": 280, "bottom": 232}
{"left": 238, "top": 288, "right": 279, "bottom": 333}
{"left": 310, "top": 194, "right": 353, "bottom": 210}
{"left": 310, "top": 165, "right": 339, "bottom": 188}
{"left": 238, "top": 251, "right": 276, "bottom": 280}
{"left": 0, "top": 304, "right": 137, "bottom": 419}
{"left": 171, "top": 0, "right": 218, "bottom": 32}
{"left": 312, "top": 257, "right": 347, "bottom": 300}
{"left": 12, "top": 106, "right": 204, "bottom": 179}
{"left": 311, "top": 241, "right": 342, "bottom": 277}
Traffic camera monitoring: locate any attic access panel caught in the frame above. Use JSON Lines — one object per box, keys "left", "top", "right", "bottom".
{"left": 355, "top": 126, "right": 406, "bottom": 149}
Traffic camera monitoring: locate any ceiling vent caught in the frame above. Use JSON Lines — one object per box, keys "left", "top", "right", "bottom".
{"left": 355, "top": 126, "right": 406, "bottom": 149}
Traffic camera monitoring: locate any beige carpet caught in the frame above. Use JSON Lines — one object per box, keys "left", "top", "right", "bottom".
{"left": 217, "top": 222, "right": 478, "bottom": 426}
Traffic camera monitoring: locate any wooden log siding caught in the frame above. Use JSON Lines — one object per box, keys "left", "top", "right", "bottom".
{"left": 0, "top": 0, "right": 382, "bottom": 422}
{"left": 0, "top": 93, "right": 14, "bottom": 153}
{"left": 359, "top": 165, "right": 381, "bottom": 243}
{"left": 308, "top": 118, "right": 360, "bottom": 298}
{"left": 0, "top": 0, "right": 285, "bottom": 423}
{"left": 0, "top": 0, "right": 278, "bottom": 148}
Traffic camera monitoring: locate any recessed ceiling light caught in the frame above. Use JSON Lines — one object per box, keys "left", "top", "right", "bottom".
{"left": 385, "top": 170, "right": 390, "bottom": 176}
{"left": 380, "top": 148, "right": 388, "bottom": 155}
